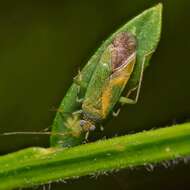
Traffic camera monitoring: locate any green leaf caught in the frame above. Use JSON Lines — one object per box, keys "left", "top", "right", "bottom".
{"left": 0, "top": 122, "right": 190, "bottom": 189}
{"left": 50, "top": 3, "right": 162, "bottom": 147}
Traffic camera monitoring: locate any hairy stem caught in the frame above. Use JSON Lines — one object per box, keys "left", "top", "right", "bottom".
{"left": 0, "top": 122, "right": 190, "bottom": 189}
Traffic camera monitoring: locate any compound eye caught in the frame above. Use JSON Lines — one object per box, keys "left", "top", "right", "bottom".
{"left": 89, "top": 125, "right": 96, "bottom": 131}
{"left": 80, "top": 120, "right": 86, "bottom": 127}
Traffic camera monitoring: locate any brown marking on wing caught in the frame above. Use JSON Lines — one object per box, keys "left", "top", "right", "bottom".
{"left": 111, "top": 32, "right": 136, "bottom": 72}
{"left": 101, "top": 85, "right": 112, "bottom": 118}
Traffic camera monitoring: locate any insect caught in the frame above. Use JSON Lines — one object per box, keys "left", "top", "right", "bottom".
{"left": 75, "top": 32, "right": 143, "bottom": 138}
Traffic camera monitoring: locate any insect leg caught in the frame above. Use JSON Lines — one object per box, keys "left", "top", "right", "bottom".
{"left": 73, "top": 70, "right": 85, "bottom": 103}
{"left": 112, "top": 86, "right": 140, "bottom": 116}
{"left": 100, "top": 125, "right": 104, "bottom": 131}
{"left": 72, "top": 109, "right": 83, "bottom": 115}
{"left": 76, "top": 81, "right": 84, "bottom": 103}
{"left": 85, "top": 131, "right": 90, "bottom": 141}
{"left": 119, "top": 50, "right": 154, "bottom": 105}
{"left": 73, "top": 69, "right": 82, "bottom": 85}
{"left": 112, "top": 108, "right": 121, "bottom": 117}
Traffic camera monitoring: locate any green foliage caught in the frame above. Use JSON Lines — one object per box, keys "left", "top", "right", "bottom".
{"left": 0, "top": 122, "right": 190, "bottom": 189}
{"left": 50, "top": 3, "right": 162, "bottom": 147}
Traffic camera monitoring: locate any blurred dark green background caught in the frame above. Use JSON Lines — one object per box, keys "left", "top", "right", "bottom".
{"left": 0, "top": 0, "right": 189, "bottom": 189}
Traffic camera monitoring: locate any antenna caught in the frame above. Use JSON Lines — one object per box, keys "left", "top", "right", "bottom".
{"left": 0, "top": 131, "right": 70, "bottom": 136}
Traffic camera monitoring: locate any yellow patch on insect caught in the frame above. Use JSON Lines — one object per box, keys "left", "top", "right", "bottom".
{"left": 101, "top": 87, "right": 112, "bottom": 118}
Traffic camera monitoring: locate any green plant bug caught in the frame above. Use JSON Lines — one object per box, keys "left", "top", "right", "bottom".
{"left": 75, "top": 32, "right": 140, "bottom": 138}
{"left": 76, "top": 32, "right": 155, "bottom": 139}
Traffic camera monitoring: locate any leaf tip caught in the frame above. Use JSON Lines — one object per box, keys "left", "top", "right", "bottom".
{"left": 156, "top": 2, "right": 163, "bottom": 10}
{"left": 156, "top": 2, "right": 163, "bottom": 17}
{"left": 154, "top": 3, "right": 163, "bottom": 21}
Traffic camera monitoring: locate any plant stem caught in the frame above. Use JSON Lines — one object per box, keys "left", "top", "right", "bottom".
{"left": 0, "top": 122, "right": 190, "bottom": 189}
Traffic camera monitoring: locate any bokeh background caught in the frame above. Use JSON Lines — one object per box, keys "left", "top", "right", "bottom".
{"left": 0, "top": 0, "right": 189, "bottom": 189}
